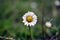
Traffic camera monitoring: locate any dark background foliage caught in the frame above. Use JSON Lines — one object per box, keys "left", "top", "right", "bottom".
{"left": 0, "top": 0, "right": 60, "bottom": 40}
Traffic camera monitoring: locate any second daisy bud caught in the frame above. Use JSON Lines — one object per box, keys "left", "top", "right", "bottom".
{"left": 45, "top": 22, "right": 52, "bottom": 28}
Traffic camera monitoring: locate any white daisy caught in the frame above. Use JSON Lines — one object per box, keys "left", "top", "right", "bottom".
{"left": 45, "top": 22, "right": 52, "bottom": 28}
{"left": 22, "top": 11, "right": 37, "bottom": 27}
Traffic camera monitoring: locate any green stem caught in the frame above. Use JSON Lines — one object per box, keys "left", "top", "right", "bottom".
{"left": 25, "top": 27, "right": 27, "bottom": 40}
{"left": 29, "top": 26, "right": 33, "bottom": 40}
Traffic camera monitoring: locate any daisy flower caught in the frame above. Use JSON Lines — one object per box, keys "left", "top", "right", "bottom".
{"left": 22, "top": 11, "right": 37, "bottom": 27}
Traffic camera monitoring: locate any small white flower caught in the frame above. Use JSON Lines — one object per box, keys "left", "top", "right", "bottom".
{"left": 45, "top": 22, "right": 52, "bottom": 27}
{"left": 22, "top": 11, "right": 37, "bottom": 27}
{"left": 55, "top": 0, "right": 60, "bottom": 6}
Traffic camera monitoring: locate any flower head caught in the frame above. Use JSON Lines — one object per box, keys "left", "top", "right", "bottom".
{"left": 55, "top": 0, "right": 60, "bottom": 6}
{"left": 22, "top": 11, "right": 37, "bottom": 27}
{"left": 45, "top": 22, "right": 52, "bottom": 28}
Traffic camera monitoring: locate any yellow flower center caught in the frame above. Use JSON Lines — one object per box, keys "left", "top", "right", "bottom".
{"left": 26, "top": 16, "right": 33, "bottom": 22}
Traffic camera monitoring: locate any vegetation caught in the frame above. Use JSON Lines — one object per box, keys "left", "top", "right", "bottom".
{"left": 0, "top": 0, "right": 60, "bottom": 40}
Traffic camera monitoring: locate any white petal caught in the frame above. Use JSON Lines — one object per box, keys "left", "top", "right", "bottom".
{"left": 29, "top": 23, "right": 32, "bottom": 27}
{"left": 31, "top": 22, "right": 35, "bottom": 26}
{"left": 22, "top": 19, "right": 26, "bottom": 23}
{"left": 33, "top": 15, "right": 37, "bottom": 20}
{"left": 26, "top": 24, "right": 29, "bottom": 26}
{"left": 24, "top": 22, "right": 28, "bottom": 26}
{"left": 28, "top": 11, "right": 34, "bottom": 15}
{"left": 33, "top": 15, "right": 37, "bottom": 18}
{"left": 31, "top": 23, "right": 35, "bottom": 26}
{"left": 33, "top": 19, "right": 37, "bottom": 23}
{"left": 27, "top": 12, "right": 35, "bottom": 16}
{"left": 28, "top": 23, "right": 33, "bottom": 27}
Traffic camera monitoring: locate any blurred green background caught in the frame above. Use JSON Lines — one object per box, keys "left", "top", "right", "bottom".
{"left": 0, "top": 0, "right": 60, "bottom": 40}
